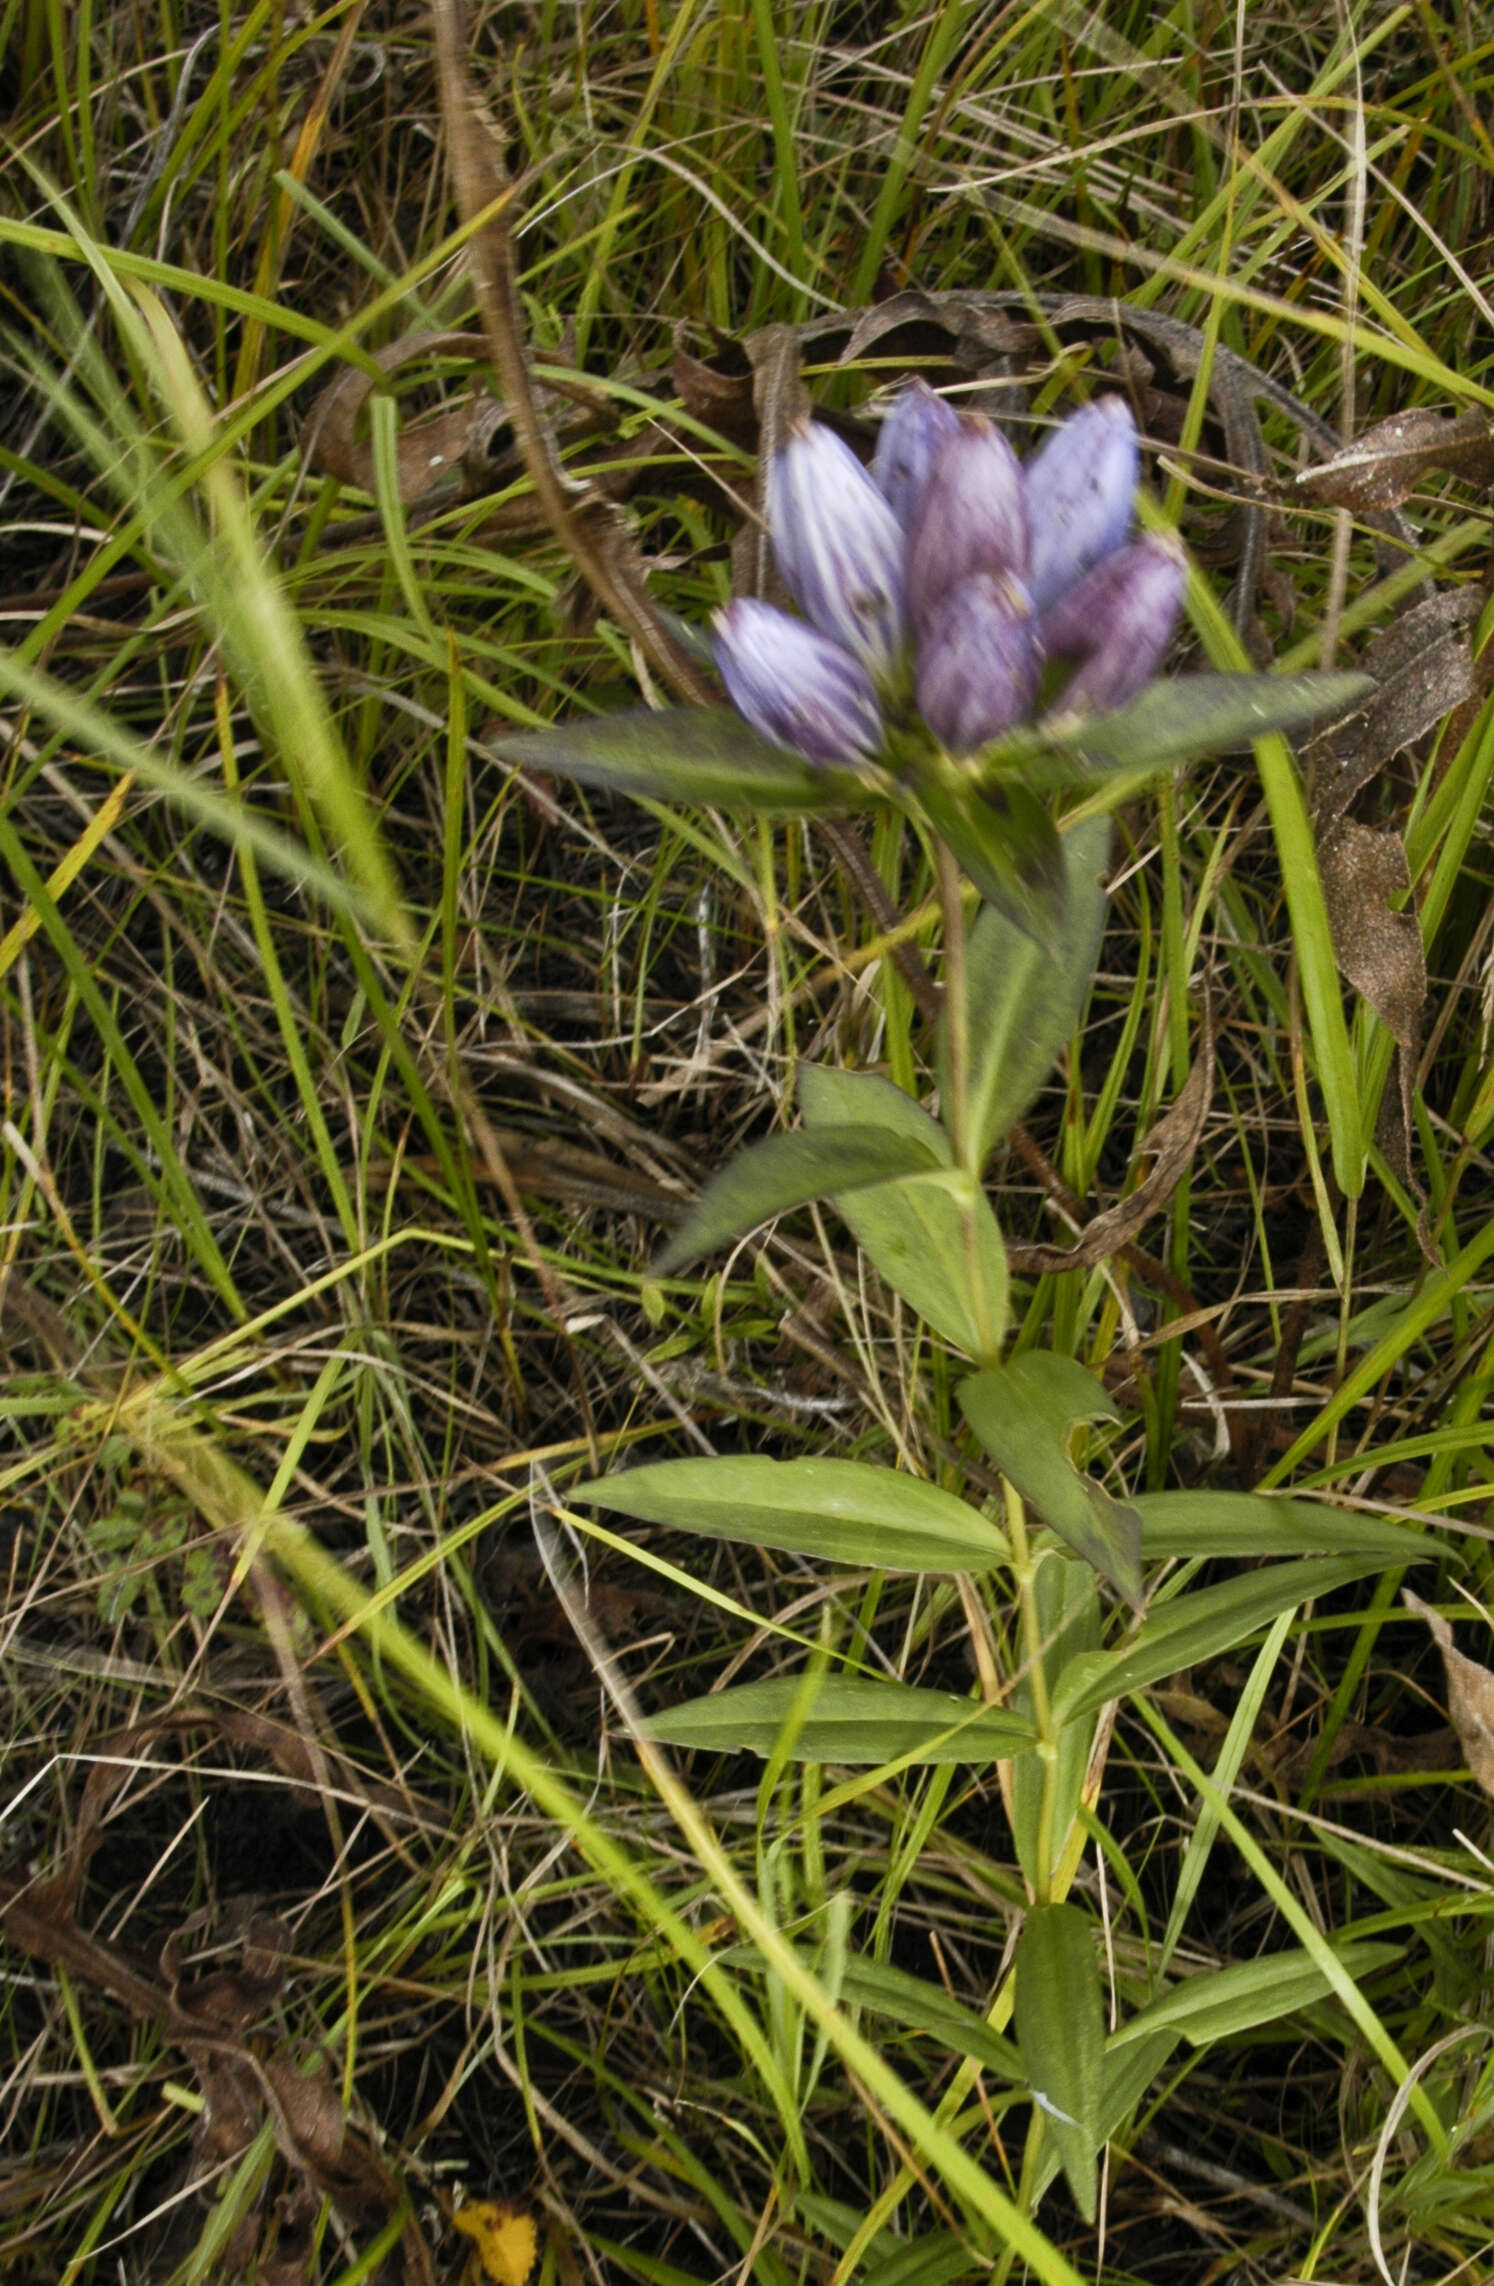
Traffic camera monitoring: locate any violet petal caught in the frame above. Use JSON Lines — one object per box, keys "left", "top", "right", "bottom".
{"left": 905, "top": 417, "right": 1029, "bottom": 629}
{"left": 713, "top": 597, "right": 884, "bottom": 765}
{"left": 1024, "top": 395, "right": 1140, "bottom": 614}
{"left": 1041, "top": 532, "right": 1187, "bottom": 715}
{"left": 872, "top": 379, "right": 963, "bottom": 527}
{"left": 768, "top": 422, "right": 910, "bottom": 685}
{"left": 915, "top": 572, "right": 1039, "bottom": 755}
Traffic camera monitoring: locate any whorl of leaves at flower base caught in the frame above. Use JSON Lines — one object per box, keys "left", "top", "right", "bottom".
{"left": 710, "top": 382, "right": 1186, "bottom": 767}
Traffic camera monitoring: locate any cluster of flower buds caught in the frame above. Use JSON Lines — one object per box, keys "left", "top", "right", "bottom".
{"left": 712, "top": 381, "right": 1187, "bottom": 766}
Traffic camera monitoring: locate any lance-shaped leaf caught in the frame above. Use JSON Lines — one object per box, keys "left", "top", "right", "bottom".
{"left": 835, "top": 1168, "right": 1009, "bottom": 1359}
{"left": 795, "top": 1065, "right": 952, "bottom": 1160}
{"left": 1053, "top": 1556, "right": 1389, "bottom": 1724}
{"left": 835, "top": 1953, "right": 1022, "bottom": 2079}
{"left": 1136, "top": 1490, "right": 1427, "bottom": 1565}
{"left": 655, "top": 1123, "right": 941, "bottom": 1273}
{"left": 941, "top": 813, "right": 1109, "bottom": 1167}
{"left": 642, "top": 1674, "right": 1036, "bottom": 1764}
{"left": 960, "top": 1354, "right": 1143, "bottom": 1608}
{"left": 1015, "top": 1903, "right": 1104, "bottom": 2223}
{"left": 1016, "top": 670, "right": 1374, "bottom": 788}
{"left": 1110, "top": 1941, "right": 1402, "bottom": 2053}
{"left": 486, "top": 705, "right": 881, "bottom": 812}
{"left": 798, "top": 1066, "right": 1007, "bottom": 1356}
{"left": 570, "top": 1454, "right": 1008, "bottom": 1572}
{"left": 917, "top": 774, "right": 1067, "bottom": 951}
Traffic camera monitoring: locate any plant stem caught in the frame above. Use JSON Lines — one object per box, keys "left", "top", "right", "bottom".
{"left": 1007, "top": 1480, "right": 1057, "bottom": 1906}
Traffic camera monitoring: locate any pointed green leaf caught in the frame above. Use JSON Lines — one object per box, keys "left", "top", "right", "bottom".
{"left": 835, "top": 1955, "right": 1022, "bottom": 2080}
{"left": 1032, "top": 2028, "right": 1183, "bottom": 2213}
{"left": 1110, "top": 1941, "right": 1401, "bottom": 2051}
{"left": 860, "top": 2232, "right": 993, "bottom": 2286}
{"left": 1137, "top": 1490, "right": 1427, "bottom": 1565}
{"left": 836, "top": 1169, "right": 1010, "bottom": 1359}
{"left": 944, "top": 814, "right": 1110, "bottom": 1168}
{"left": 655, "top": 1125, "right": 941, "bottom": 1273}
{"left": 959, "top": 1356, "right": 1143, "bottom": 1608}
{"left": 798, "top": 1064, "right": 1006, "bottom": 1355}
{"left": 1015, "top": 1904, "right": 1103, "bottom": 2223}
{"left": 796, "top": 1065, "right": 953, "bottom": 1159}
{"left": 486, "top": 705, "right": 880, "bottom": 811}
{"left": 1016, "top": 671, "right": 1374, "bottom": 788}
{"left": 642, "top": 1674, "right": 1037, "bottom": 1763}
{"left": 571, "top": 1454, "right": 1008, "bottom": 1572}
{"left": 917, "top": 777, "right": 1067, "bottom": 950}
{"left": 1054, "top": 1555, "right": 1385, "bottom": 1723}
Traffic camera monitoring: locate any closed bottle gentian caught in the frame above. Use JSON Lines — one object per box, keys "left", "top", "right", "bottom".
{"left": 713, "top": 598, "right": 885, "bottom": 764}
{"left": 766, "top": 419, "right": 909, "bottom": 686}
{"left": 905, "top": 416, "right": 1028, "bottom": 630}
{"left": 916, "top": 573, "right": 1039, "bottom": 755}
{"left": 1023, "top": 395, "right": 1139, "bottom": 615}
{"left": 1040, "top": 531, "right": 1188, "bottom": 716}
{"left": 710, "top": 381, "right": 1185, "bottom": 768}
{"left": 872, "top": 378, "right": 962, "bottom": 528}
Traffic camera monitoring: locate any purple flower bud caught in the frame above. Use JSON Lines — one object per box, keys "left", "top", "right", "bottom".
{"left": 713, "top": 598, "right": 884, "bottom": 765}
{"left": 872, "top": 379, "right": 962, "bottom": 526}
{"left": 1040, "top": 531, "right": 1187, "bottom": 715}
{"left": 915, "top": 572, "right": 1039, "bottom": 755}
{"left": 1024, "top": 396, "right": 1139, "bottom": 614}
{"left": 905, "top": 417, "right": 1028, "bottom": 629}
{"left": 768, "top": 421, "right": 909, "bottom": 685}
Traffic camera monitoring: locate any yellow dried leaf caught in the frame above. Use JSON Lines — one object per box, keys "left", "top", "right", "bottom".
{"left": 1403, "top": 1590, "right": 1494, "bottom": 1797}
{"left": 452, "top": 2197, "right": 538, "bottom": 2286}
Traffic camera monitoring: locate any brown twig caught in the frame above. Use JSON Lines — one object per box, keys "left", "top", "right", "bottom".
{"left": 429, "top": 2, "right": 713, "bottom": 706}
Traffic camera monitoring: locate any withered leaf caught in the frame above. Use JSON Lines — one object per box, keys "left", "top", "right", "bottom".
{"left": 1296, "top": 406, "right": 1494, "bottom": 512}
{"left": 1307, "top": 590, "right": 1479, "bottom": 822}
{"left": 300, "top": 329, "right": 496, "bottom": 503}
{"left": 1318, "top": 818, "right": 1426, "bottom": 1051}
{"left": 671, "top": 332, "right": 758, "bottom": 446}
{"left": 1403, "top": 1590, "right": 1494, "bottom": 1798}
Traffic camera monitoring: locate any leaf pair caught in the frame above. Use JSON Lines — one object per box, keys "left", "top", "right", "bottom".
{"left": 656, "top": 815, "right": 1111, "bottom": 1316}
{"left": 574, "top": 1455, "right": 1424, "bottom": 1769}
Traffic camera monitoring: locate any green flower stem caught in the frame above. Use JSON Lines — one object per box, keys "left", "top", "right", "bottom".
{"left": 1005, "top": 1482, "right": 1058, "bottom": 1906}
{"left": 934, "top": 831, "right": 1005, "bottom": 1359}
{"left": 935, "top": 833, "right": 971, "bottom": 1170}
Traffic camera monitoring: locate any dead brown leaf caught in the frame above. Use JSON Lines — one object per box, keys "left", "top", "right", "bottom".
{"left": 300, "top": 329, "right": 497, "bottom": 503}
{"left": 1319, "top": 818, "right": 1426, "bottom": 1052}
{"left": 671, "top": 331, "right": 758, "bottom": 447}
{"left": 1403, "top": 1590, "right": 1494, "bottom": 1797}
{"left": 1307, "top": 590, "right": 1479, "bottom": 825}
{"left": 1320, "top": 815, "right": 1427, "bottom": 1183}
{"left": 1296, "top": 406, "right": 1494, "bottom": 512}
